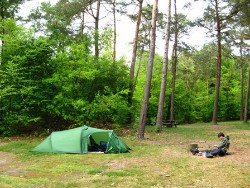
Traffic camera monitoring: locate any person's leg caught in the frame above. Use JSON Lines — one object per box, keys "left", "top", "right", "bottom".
{"left": 210, "top": 148, "right": 221, "bottom": 156}
{"left": 200, "top": 149, "right": 211, "bottom": 153}
{"left": 190, "top": 149, "right": 214, "bottom": 155}
{"left": 218, "top": 149, "right": 226, "bottom": 156}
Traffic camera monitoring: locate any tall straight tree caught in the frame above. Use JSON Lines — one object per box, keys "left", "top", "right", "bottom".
{"left": 112, "top": 0, "right": 117, "bottom": 62}
{"left": 233, "top": 28, "right": 249, "bottom": 121}
{"left": 197, "top": 0, "right": 234, "bottom": 124}
{"left": 230, "top": 0, "right": 250, "bottom": 122}
{"left": 156, "top": 0, "right": 171, "bottom": 131}
{"left": 211, "top": 0, "right": 222, "bottom": 125}
{"left": 128, "top": 0, "right": 143, "bottom": 125}
{"left": 138, "top": 0, "right": 158, "bottom": 139}
{"left": 239, "top": 40, "right": 244, "bottom": 121}
{"left": 90, "top": 0, "right": 101, "bottom": 59}
{"left": 170, "top": 0, "right": 178, "bottom": 123}
{"left": 198, "top": 0, "right": 226, "bottom": 125}
{"left": 244, "top": 59, "right": 250, "bottom": 123}
{"left": 79, "top": 0, "right": 93, "bottom": 36}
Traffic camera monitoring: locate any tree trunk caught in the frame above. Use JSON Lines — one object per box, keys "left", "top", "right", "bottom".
{"left": 239, "top": 43, "right": 244, "bottom": 121}
{"left": 94, "top": 0, "right": 101, "bottom": 59}
{"left": 156, "top": 0, "right": 171, "bottom": 131}
{"left": 112, "top": 0, "right": 117, "bottom": 63}
{"left": 0, "top": 0, "right": 5, "bottom": 62}
{"left": 128, "top": 0, "right": 143, "bottom": 124}
{"left": 243, "top": 61, "right": 250, "bottom": 123}
{"left": 212, "top": 0, "right": 222, "bottom": 125}
{"left": 128, "top": 0, "right": 143, "bottom": 125}
{"left": 170, "top": 0, "right": 177, "bottom": 122}
{"left": 138, "top": 0, "right": 158, "bottom": 140}
{"left": 80, "top": 1, "right": 86, "bottom": 36}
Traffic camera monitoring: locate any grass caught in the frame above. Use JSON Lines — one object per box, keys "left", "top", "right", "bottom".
{"left": 0, "top": 121, "right": 250, "bottom": 188}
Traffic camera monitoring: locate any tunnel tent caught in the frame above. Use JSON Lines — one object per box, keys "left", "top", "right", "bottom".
{"left": 31, "top": 125, "right": 130, "bottom": 154}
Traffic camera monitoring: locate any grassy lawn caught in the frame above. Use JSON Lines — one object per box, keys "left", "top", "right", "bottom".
{"left": 0, "top": 121, "right": 250, "bottom": 188}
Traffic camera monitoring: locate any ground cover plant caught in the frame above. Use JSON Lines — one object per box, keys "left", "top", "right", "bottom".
{"left": 0, "top": 121, "right": 250, "bottom": 188}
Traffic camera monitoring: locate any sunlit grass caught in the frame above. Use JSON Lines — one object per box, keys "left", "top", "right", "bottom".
{"left": 0, "top": 121, "right": 250, "bottom": 187}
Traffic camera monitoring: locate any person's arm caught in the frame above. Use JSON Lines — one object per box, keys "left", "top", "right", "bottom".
{"left": 217, "top": 138, "right": 228, "bottom": 149}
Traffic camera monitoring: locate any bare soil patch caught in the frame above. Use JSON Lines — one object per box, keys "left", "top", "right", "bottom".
{"left": 0, "top": 127, "right": 250, "bottom": 188}
{"left": 0, "top": 151, "right": 15, "bottom": 166}
{"left": 0, "top": 151, "right": 23, "bottom": 177}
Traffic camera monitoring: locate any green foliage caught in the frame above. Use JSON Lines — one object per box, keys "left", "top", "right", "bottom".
{"left": 0, "top": 0, "right": 24, "bottom": 20}
{"left": 218, "top": 57, "right": 241, "bottom": 120}
{"left": 173, "top": 80, "right": 197, "bottom": 123}
{"left": 43, "top": 41, "right": 130, "bottom": 127}
{"left": 231, "top": 0, "right": 250, "bottom": 26}
{"left": 0, "top": 1, "right": 249, "bottom": 136}
{"left": 89, "top": 89, "right": 130, "bottom": 125}
{"left": 0, "top": 20, "right": 54, "bottom": 135}
{"left": 133, "top": 54, "right": 163, "bottom": 125}
{"left": 0, "top": 17, "right": 131, "bottom": 135}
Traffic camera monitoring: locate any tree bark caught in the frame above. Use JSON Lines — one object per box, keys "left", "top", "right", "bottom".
{"left": 138, "top": 0, "right": 158, "bottom": 139}
{"left": 94, "top": 0, "right": 101, "bottom": 59}
{"left": 212, "top": 0, "right": 222, "bottom": 125}
{"left": 243, "top": 61, "right": 250, "bottom": 123}
{"left": 170, "top": 0, "right": 177, "bottom": 122}
{"left": 112, "top": 0, "right": 117, "bottom": 63}
{"left": 80, "top": 1, "right": 87, "bottom": 36}
{"left": 128, "top": 0, "right": 143, "bottom": 125}
{"left": 156, "top": 0, "right": 171, "bottom": 131}
{"left": 239, "top": 42, "right": 244, "bottom": 121}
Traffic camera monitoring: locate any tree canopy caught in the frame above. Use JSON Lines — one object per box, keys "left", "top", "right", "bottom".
{"left": 0, "top": 0, "right": 249, "bottom": 136}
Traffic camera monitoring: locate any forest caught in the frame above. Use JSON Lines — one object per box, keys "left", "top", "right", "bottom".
{"left": 0, "top": 0, "right": 249, "bottom": 138}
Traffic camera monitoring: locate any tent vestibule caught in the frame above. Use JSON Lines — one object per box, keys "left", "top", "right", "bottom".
{"left": 31, "top": 126, "right": 130, "bottom": 154}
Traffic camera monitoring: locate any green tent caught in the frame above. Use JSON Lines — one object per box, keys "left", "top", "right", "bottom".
{"left": 31, "top": 126, "right": 130, "bottom": 154}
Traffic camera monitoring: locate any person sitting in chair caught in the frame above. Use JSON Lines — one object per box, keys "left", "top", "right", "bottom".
{"left": 190, "top": 132, "right": 230, "bottom": 157}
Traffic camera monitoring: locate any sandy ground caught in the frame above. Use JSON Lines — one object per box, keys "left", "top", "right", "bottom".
{"left": 1, "top": 126, "right": 250, "bottom": 178}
